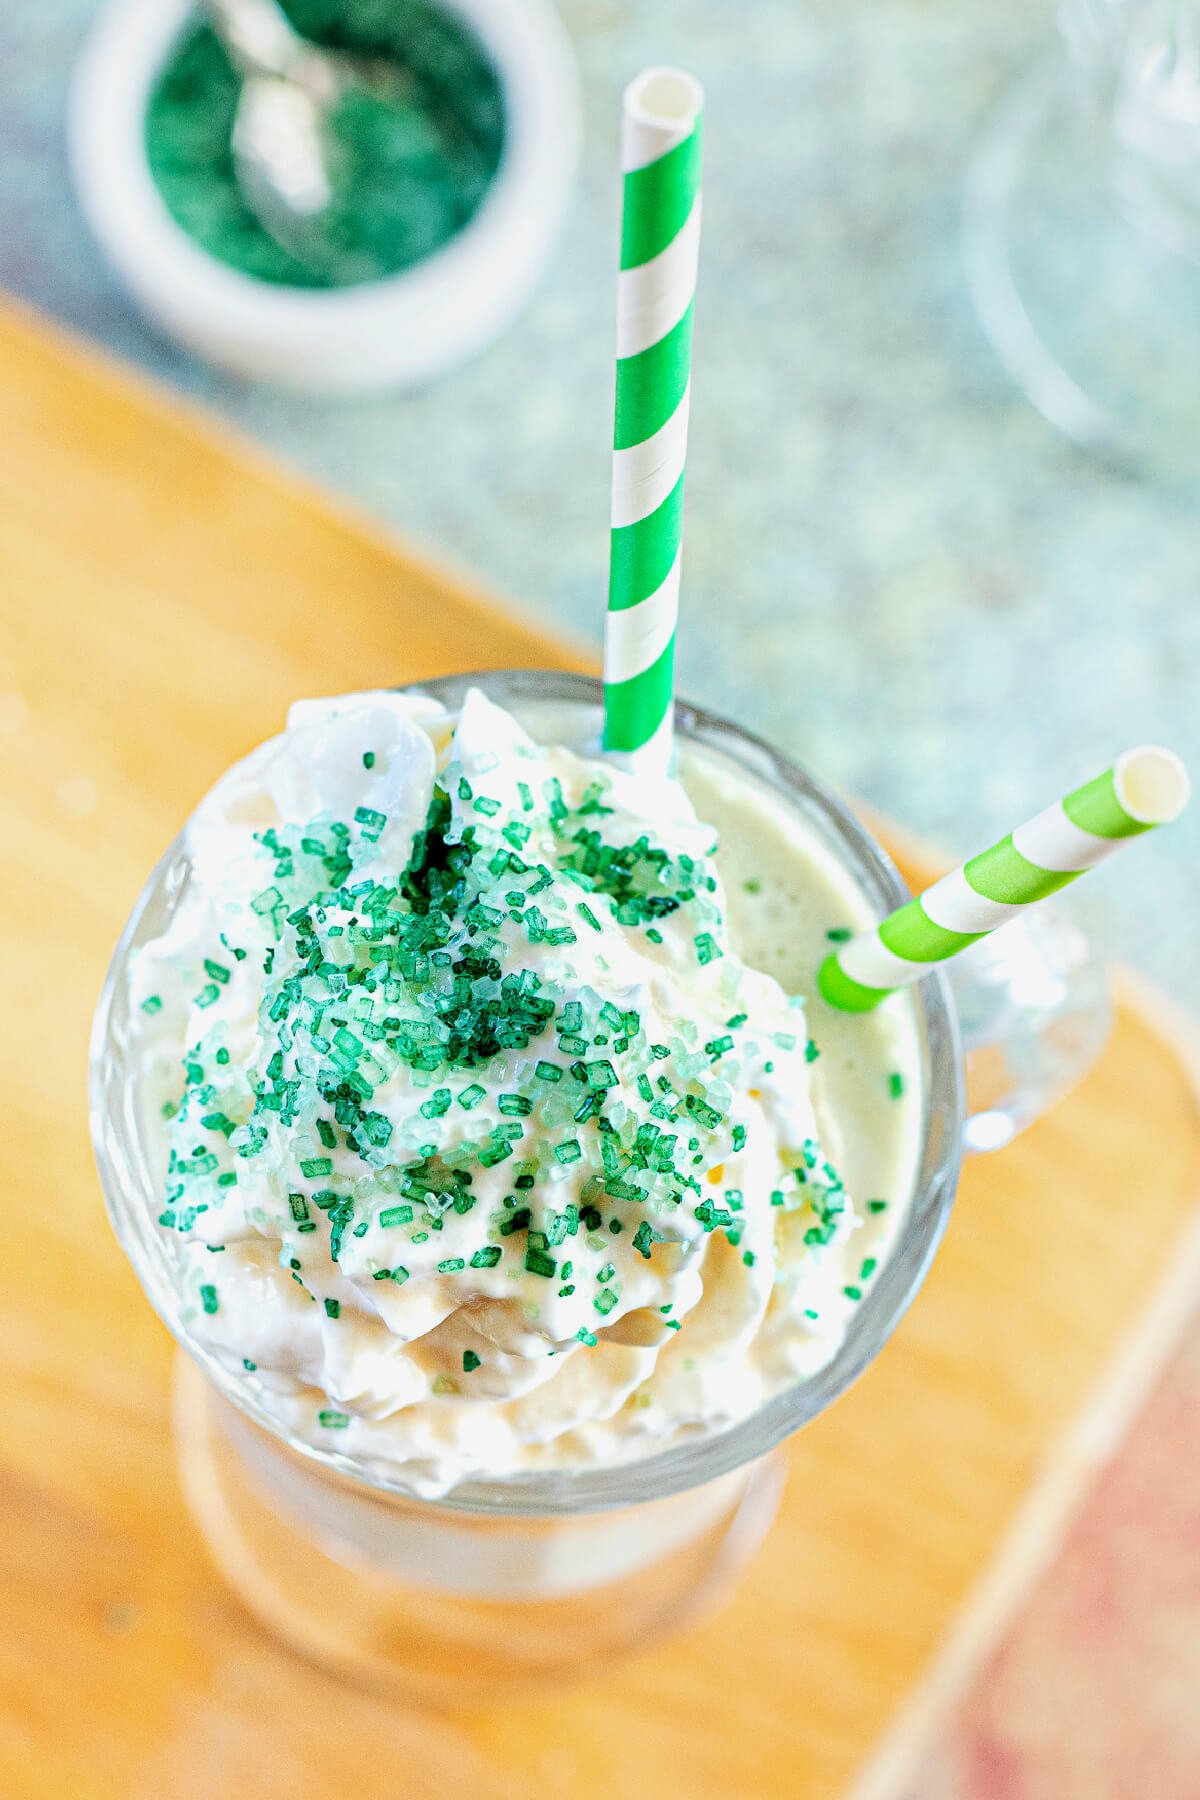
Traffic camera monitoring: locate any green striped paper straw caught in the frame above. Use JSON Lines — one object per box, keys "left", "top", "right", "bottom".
{"left": 603, "top": 67, "right": 704, "bottom": 765}
{"left": 820, "top": 746, "right": 1190, "bottom": 1013}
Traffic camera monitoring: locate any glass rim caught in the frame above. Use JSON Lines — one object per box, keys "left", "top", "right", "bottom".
{"left": 90, "top": 670, "right": 964, "bottom": 1516}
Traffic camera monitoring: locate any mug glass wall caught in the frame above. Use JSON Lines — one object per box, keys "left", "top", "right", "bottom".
{"left": 91, "top": 671, "right": 967, "bottom": 1697}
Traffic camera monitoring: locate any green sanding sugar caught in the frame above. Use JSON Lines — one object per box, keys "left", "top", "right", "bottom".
{"left": 145, "top": 0, "right": 506, "bottom": 289}
{"left": 154, "top": 724, "right": 855, "bottom": 1347}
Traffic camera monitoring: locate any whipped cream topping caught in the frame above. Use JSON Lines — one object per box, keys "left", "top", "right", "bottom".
{"left": 130, "top": 690, "right": 914, "bottom": 1495}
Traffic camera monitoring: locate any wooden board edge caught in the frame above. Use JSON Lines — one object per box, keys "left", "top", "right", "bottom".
{"left": 846, "top": 967, "right": 1200, "bottom": 1800}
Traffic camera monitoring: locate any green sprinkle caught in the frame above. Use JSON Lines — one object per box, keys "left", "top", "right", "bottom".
{"left": 888, "top": 1071, "right": 906, "bottom": 1099}
{"left": 646, "top": 927, "right": 664, "bottom": 944}
{"left": 318, "top": 1410, "right": 349, "bottom": 1428}
{"left": 826, "top": 926, "right": 852, "bottom": 942}
{"left": 215, "top": 1048, "right": 230, "bottom": 1065}
{"left": 470, "top": 1245, "right": 502, "bottom": 1269}
{"left": 437, "top": 1257, "right": 466, "bottom": 1274}
{"left": 860, "top": 1257, "right": 878, "bottom": 1279}
{"left": 694, "top": 932, "right": 721, "bottom": 965}
{"left": 684, "top": 1094, "right": 722, "bottom": 1131}
{"left": 199, "top": 1284, "right": 219, "bottom": 1315}
{"left": 805, "top": 1039, "right": 820, "bottom": 1063}
{"left": 360, "top": 1111, "right": 392, "bottom": 1147}
{"left": 362, "top": 751, "right": 376, "bottom": 769}
{"left": 578, "top": 903, "right": 602, "bottom": 932}
{"left": 595, "top": 1288, "right": 618, "bottom": 1315}
{"left": 242, "top": 1358, "right": 256, "bottom": 1371}
{"left": 372, "top": 1265, "right": 410, "bottom": 1285}
{"left": 420, "top": 1088, "right": 452, "bottom": 1119}
{"left": 300, "top": 1158, "right": 333, "bottom": 1178}
{"left": 457, "top": 1084, "right": 486, "bottom": 1110}
{"left": 194, "top": 984, "right": 220, "bottom": 1009}
{"left": 498, "top": 1093, "right": 532, "bottom": 1117}
{"left": 632, "top": 1221, "right": 661, "bottom": 1259}
{"left": 324, "top": 1298, "right": 340, "bottom": 1319}
{"left": 462, "top": 1350, "right": 481, "bottom": 1373}
{"left": 867, "top": 1199, "right": 889, "bottom": 1214}
{"left": 576, "top": 1327, "right": 598, "bottom": 1347}
{"left": 379, "top": 1205, "right": 413, "bottom": 1228}
{"left": 524, "top": 1246, "right": 557, "bottom": 1277}
{"left": 535, "top": 1060, "right": 562, "bottom": 1083}
{"left": 554, "top": 1140, "right": 582, "bottom": 1165}
{"left": 140, "top": 994, "right": 163, "bottom": 1015}
{"left": 203, "top": 959, "right": 230, "bottom": 985}
{"left": 843, "top": 1285, "right": 863, "bottom": 1302}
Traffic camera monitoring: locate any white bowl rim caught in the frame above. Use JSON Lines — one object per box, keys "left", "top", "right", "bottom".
{"left": 67, "top": 0, "right": 581, "bottom": 388}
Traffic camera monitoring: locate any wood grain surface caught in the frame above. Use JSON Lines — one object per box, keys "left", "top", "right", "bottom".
{"left": 2, "top": 302, "right": 1198, "bottom": 1800}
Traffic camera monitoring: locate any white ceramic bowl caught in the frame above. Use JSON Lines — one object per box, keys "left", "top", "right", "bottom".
{"left": 68, "top": 0, "right": 580, "bottom": 391}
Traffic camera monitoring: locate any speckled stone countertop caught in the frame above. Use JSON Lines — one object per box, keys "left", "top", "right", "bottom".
{"left": 2, "top": 0, "right": 1196, "bottom": 1003}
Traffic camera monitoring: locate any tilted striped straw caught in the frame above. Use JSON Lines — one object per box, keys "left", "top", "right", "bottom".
{"left": 603, "top": 67, "right": 704, "bottom": 766}
{"left": 820, "top": 746, "right": 1190, "bottom": 1013}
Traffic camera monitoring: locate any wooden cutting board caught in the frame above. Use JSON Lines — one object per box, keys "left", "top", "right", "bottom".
{"left": 2, "top": 301, "right": 1198, "bottom": 1800}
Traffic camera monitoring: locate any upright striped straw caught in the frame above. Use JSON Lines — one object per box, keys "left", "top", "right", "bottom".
{"left": 603, "top": 68, "right": 704, "bottom": 765}
{"left": 820, "top": 746, "right": 1190, "bottom": 1013}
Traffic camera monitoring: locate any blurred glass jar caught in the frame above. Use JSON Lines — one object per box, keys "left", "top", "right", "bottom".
{"left": 967, "top": 0, "right": 1200, "bottom": 473}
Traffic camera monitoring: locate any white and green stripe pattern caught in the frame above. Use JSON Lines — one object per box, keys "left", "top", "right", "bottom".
{"left": 603, "top": 68, "right": 704, "bottom": 762}
{"left": 820, "top": 747, "right": 1189, "bottom": 1013}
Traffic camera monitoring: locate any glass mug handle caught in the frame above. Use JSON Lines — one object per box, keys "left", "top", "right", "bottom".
{"left": 943, "top": 909, "right": 1112, "bottom": 1154}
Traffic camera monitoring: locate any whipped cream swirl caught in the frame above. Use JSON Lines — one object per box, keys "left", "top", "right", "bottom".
{"left": 132, "top": 690, "right": 888, "bottom": 1494}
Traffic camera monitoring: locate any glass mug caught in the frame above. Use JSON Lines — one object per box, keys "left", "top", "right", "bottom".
{"left": 89, "top": 670, "right": 1108, "bottom": 1700}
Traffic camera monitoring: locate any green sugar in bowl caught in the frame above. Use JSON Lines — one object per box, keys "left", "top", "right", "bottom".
{"left": 146, "top": 0, "right": 506, "bottom": 290}
{"left": 69, "top": 0, "right": 580, "bottom": 389}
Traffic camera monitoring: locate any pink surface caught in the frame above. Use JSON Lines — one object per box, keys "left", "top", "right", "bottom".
{"left": 904, "top": 1319, "right": 1200, "bottom": 1799}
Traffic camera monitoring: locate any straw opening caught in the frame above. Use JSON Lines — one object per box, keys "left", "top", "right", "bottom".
{"left": 1114, "top": 745, "right": 1190, "bottom": 825}
{"left": 626, "top": 68, "right": 704, "bottom": 129}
